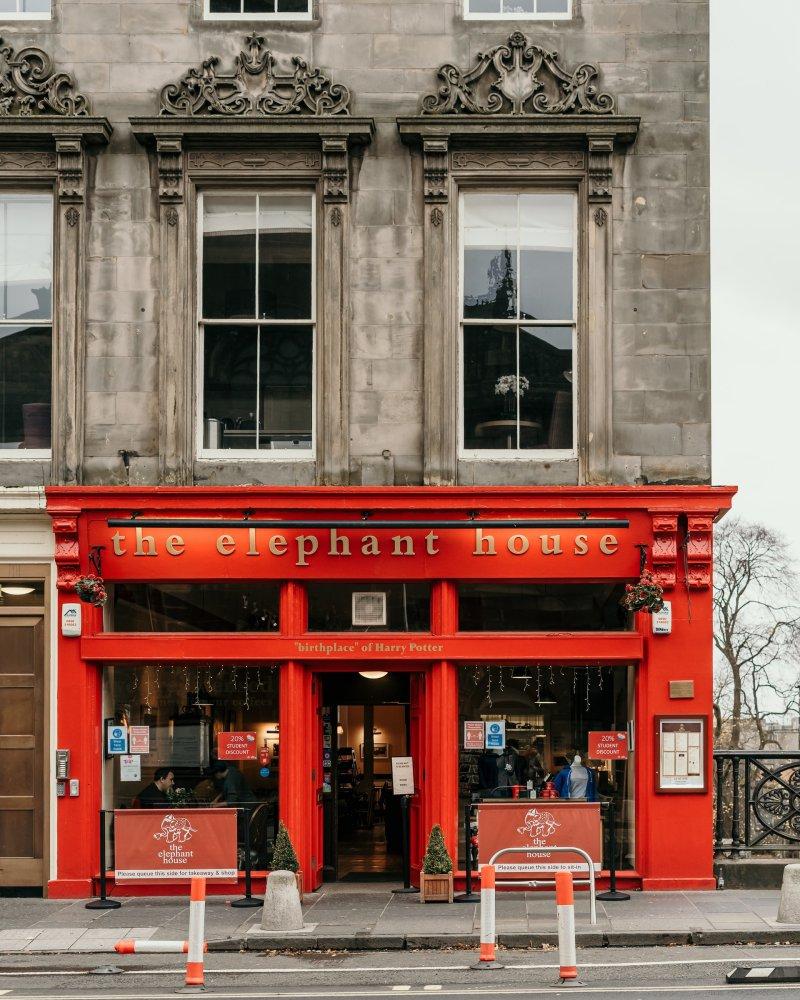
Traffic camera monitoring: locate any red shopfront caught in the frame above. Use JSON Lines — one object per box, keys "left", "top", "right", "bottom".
{"left": 46, "top": 485, "right": 734, "bottom": 897}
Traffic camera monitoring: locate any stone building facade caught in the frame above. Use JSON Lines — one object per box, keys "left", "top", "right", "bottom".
{"left": 0, "top": 0, "right": 710, "bottom": 490}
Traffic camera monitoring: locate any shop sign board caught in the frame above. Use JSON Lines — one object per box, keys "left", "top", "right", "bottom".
{"left": 119, "top": 755, "right": 141, "bottom": 782}
{"left": 485, "top": 720, "right": 506, "bottom": 749}
{"left": 588, "top": 731, "right": 628, "bottom": 760}
{"left": 477, "top": 802, "right": 602, "bottom": 874}
{"left": 656, "top": 716, "right": 707, "bottom": 793}
{"left": 218, "top": 732, "right": 258, "bottom": 761}
{"left": 129, "top": 726, "right": 150, "bottom": 754}
{"left": 391, "top": 756, "right": 415, "bottom": 795}
{"left": 464, "top": 721, "right": 485, "bottom": 750}
{"left": 107, "top": 724, "right": 128, "bottom": 755}
{"left": 114, "top": 808, "right": 238, "bottom": 882}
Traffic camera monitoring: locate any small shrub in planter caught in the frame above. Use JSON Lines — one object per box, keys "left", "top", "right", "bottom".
{"left": 420, "top": 824, "right": 453, "bottom": 903}
{"left": 272, "top": 820, "right": 303, "bottom": 899}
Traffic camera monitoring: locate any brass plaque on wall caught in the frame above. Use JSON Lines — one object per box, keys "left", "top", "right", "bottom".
{"left": 669, "top": 680, "right": 695, "bottom": 699}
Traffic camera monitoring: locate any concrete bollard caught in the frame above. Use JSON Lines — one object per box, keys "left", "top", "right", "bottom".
{"left": 777, "top": 864, "right": 800, "bottom": 923}
{"left": 260, "top": 869, "right": 305, "bottom": 932}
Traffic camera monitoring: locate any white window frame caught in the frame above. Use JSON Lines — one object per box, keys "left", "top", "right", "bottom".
{"left": 203, "top": 0, "right": 312, "bottom": 21}
{"left": 457, "top": 188, "right": 578, "bottom": 463}
{"left": 0, "top": 0, "right": 51, "bottom": 19}
{"left": 463, "top": 0, "right": 571, "bottom": 20}
{"left": 195, "top": 189, "right": 317, "bottom": 462}
{"left": 0, "top": 190, "right": 54, "bottom": 462}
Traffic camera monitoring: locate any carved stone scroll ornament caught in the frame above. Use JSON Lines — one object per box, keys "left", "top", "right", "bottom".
{"left": 0, "top": 38, "right": 89, "bottom": 116}
{"left": 421, "top": 31, "right": 615, "bottom": 116}
{"left": 160, "top": 33, "right": 350, "bottom": 117}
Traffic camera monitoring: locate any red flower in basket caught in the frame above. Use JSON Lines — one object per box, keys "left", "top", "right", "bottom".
{"left": 619, "top": 570, "right": 664, "bottom": 614}
{"left": 74, "top": 575, "right": 108, "bottom": 607}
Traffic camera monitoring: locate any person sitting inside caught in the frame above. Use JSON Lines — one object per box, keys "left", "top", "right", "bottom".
{"left": 137, "top": 767, "right": 174, "bottom": 807}
{"left": 210, "top": 761, "right": 257, "bottom": 806}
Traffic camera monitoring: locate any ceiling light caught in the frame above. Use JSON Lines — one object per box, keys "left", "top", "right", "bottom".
{"left": 0, "top": 585, "right": 35, "bottom": 596}
{"left": 359, "top": 671, "right": 388, "bottom": 680}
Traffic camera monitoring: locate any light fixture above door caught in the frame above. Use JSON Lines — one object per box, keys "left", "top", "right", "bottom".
{"left": 359, "top": 671, "right": 388, "bottom": 680}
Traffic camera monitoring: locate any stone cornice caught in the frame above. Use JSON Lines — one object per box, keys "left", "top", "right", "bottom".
{"left": 397, "top": 114, "right": 639, "bottom": 147}
{"left": 130, "top": 115, "right": 373, "bottom": 149}
{"left": 0, "top": 116, "right": 112, "bottom": 148}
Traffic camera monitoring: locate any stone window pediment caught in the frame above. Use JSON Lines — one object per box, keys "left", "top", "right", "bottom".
{"left": 129, "top": 35, "right": 374, "bottom": 486}
{"left": 396, "top": 33, "right": 639, "bottom": 487}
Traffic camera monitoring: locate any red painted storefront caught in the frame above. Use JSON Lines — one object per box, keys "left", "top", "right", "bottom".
{"left": 46, "top": 485, "right": 735, "bottom": 897}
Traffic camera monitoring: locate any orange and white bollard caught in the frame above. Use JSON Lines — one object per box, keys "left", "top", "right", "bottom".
{"left": 471, "top": 864, "right": 504, "bottom": 970}
{"left": 115, "top": 939, "right": 205, "bottom": 954}
{"left": 184, "top": 876, "right": 207, "bottom": 990}
{"left": 553, "top": 871, "right": 583, "bottom": 987}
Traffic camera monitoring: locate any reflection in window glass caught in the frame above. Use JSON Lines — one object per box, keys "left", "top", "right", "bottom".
{"left": 106, "top": 664, "right": 280, "bottom": 867}
{"left": 0, "top": 580, "right": 44, "bottom": 606}
{"left": 458, "top": 583, "right": 630, "bottom": 631}
{"left": 207, "top": 0, "right": 311, "bottom": 15}
{"left": 200, "top": 193, "right": 314, "bottom": 454}
{"left": 307, "top": 582, "right": 431, "bottom": 632}
{"left": 0, "top": 0, "right": 51, "bottom": 15}
{"left": 113, "top": 582, "right": 280, "bottom": 632}
{"left": 466, "top": 0, "right": 568, "bottom": 14}
{"left": 461, "top": 192, "right": 575, "bottom": 454}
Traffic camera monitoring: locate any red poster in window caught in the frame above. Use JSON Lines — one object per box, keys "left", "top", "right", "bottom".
{"left": 218, "top": 731, "right": 258, "bottom": 760}
{"left": 114, "top": 809, "right": 238, "bottom": 882}
{"left": 588, "top": 731, "right": 628, "bottom": 760}
{"left": 477, "top": 802, "right": 601, "bottom": 875}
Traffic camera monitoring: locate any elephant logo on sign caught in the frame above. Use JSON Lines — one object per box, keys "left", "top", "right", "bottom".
{"left": 153, "top": 814, "right": 197, "bottom": 845}
{"left": 517, "top": 808, "right": 560, "bottom": 840}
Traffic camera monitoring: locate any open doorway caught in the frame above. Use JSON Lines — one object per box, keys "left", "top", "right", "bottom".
{"left": 321, "top": 672, "right": 410, "bottom": 882}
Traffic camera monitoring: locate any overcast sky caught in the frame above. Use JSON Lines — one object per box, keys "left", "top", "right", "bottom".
{"left": 711, "top": 0, "right": 800, "bottom": 557}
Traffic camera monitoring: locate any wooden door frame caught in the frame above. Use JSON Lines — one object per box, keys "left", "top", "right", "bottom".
{"left": 0, "top": 562, "right": 51, "bottom": 891}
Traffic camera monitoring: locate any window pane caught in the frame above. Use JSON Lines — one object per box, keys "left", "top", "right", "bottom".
{"left": 519, "top": 325, "right": 573, "bottom": 449}
{"left": 0, "top": 195, "right": 52, "bottom": 321}
{"left": 277, "top": 0, "right": 308, "bottom": 10}
{"left": 307, "top": 582, "right": 431, "bottom": 631}
{"left": 202, "top": 194, "right": 256, "bottom": 319}
{"left": 258, "top": 196, "right": 313, "bottom": 320}
{"left": 538, "top": 0, "right": 569, "bottom": 11}
{"left": 0, "top": 580, "right": 44, "bottom": 605}
{"left": 260, "top": 325, "right": 313, "bottom": 449}
{"left": 113, "top": 582, "right": 280, "bottom": 632}
{"left": 22, "top": 0, "right": 50, "bottom": 10}
{"left": 0, "top": 325, "right": 51, "bottom": 450}
{"left": 458, "top": 584, "right": 630, "bottom": 631}
{"left": 519, "top": 194, "right": 574, "bottom": 321}
{"left": 463, "top": 325, "right": 518, "bottom": 451}
{"left": 468, "top": 0, "right": 501, "bottom": 11}
{"left": 0, "top": 1, "right": 18, "bottom": 11}
{"left": 463, "top": 195, "right": 518, "bottom": 319}
{"left": 244, "top": 0, "right": 274, "bottom": 11}
{"left": 209, "top": 0, "right": 240, "bottom": 12}
{"left": 503, "top": 0, "right": 534, "bottom": 11}
{"left": 202, "top": 325, "right": 258, "bottom": 449}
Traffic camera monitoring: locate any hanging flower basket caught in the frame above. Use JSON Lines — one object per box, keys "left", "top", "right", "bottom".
{"left": 74, "top": 574, "right": 108, "bottom": 607}
{"left": 620, "top": 570, "right": 664, "bottom": 614}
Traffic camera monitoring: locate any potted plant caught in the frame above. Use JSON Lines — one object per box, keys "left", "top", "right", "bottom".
{"left": 420, "top": 824, "right": 453, "bottom": 903}
{"left": 494, "top": 374, "right": 530, "bottom": 415}
{"left": 620, "top": 569, "right": 665, "bottom": 614}
{"left": 272, "top": 820, "right": 303, "bottom": 900}
{"left": 74, "top": 574, "right": 108, "bottom": 607}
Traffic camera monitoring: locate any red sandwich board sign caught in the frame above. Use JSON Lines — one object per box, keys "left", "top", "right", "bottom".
{"left": 218, "top": 731, "right": 258, "bottom": 761}
{"left": 588, "top": 731, "right": 629, "bottom": 760}
{"left": 114, "top": 809, "right": 238, "bottom": 882}
{"left": 477, "top": 801, "right": 602, "bottom": 874}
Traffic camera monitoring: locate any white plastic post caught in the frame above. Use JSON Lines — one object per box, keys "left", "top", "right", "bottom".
{"left": 471, "top": 864, "right": 504, "bottom": 969}
{"left": 185, "top": 876, "right": 206, "bottom": 988}
{"left": 555, "top": 871, "right": 581, "bottom": 986}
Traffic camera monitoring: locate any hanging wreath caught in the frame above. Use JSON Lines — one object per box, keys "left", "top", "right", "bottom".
{"left": 620, "top": 569, "right": 665, "bottom": 614}
{"left": 74, "top": 574, "right": 108, "bottom": 607}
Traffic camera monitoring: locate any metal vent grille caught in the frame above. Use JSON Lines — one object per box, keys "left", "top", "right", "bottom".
{"left": 352, "top": 592, "right": 387, "bottom": 627}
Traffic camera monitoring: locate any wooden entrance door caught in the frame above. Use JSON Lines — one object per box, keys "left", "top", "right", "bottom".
{"left": 0, "top": 616, "right": 45, "bottom": 887}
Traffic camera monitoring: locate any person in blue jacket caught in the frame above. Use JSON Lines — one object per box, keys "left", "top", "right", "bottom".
{"left": 553, "top": 754, "right": 598, "bottom": 801}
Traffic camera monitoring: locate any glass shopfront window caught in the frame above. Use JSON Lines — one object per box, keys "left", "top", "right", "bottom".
{"left": 112, "top": 582, "right": 280, "bottom": 632}
{"left": 458, "top": 583, "right": 630, "bottom": 631}
{"left": 104, "top": 664, "right": 279, "bottom": 867}
{"left": 458, "top": 664, "right": 635, "bottom": 870}
{"left": 307, "top": 582, "right": 431, "bottom": 632}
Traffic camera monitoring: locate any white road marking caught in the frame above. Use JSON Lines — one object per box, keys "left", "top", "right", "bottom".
{"left": 423, "top": 988, "right": 442, "bottom": 992}
{"left": 391, "top": 989, "right": 411, "bottom": 993}
{"left": 2, "top": 955, "right": 800, "bottom": 977}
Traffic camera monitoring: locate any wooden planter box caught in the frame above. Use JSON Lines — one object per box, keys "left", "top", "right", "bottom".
{"left": 420, "top": 871, "right": 453, "bottom": 903}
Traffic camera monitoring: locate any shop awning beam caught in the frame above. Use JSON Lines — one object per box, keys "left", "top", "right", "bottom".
{"left": 107, "top": 517, "right": 630, "bottom": 530}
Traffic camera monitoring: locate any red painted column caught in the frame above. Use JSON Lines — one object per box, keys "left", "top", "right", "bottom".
{"left": 640, "top": 516, "right": 716, "bottom": 890}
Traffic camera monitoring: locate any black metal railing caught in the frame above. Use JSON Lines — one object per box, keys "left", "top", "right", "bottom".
{"left": 714, "top": 751, "right": 800, "bottom": 856}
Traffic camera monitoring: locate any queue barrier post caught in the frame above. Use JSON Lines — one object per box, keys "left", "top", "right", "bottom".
{"left": 488, "top": 846, "right": 598, "bottom": 926}
{"left": 596, "top": 800, "right": 630, "bottom": 902}
{"left": 85, "top": 810, "right": 121, "bottom": 910}
{"left": 455, "top": 802, "right": 480, "bottom": 903}
{"left": 231, "top": 806, "right": 263, "bottom": 909}
{"left": 552, "top": 872, "right": 583, "bottom": 988}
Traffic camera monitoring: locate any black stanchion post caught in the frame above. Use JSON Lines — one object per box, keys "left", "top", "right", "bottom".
{"left": 596, "top": 799, "right": 629, "bottom": 902}
{"left": 455, "top": 802, "right": 480, "bottom": 903}
{"left": 86, "top": 810, "right": 121, "bottom": 910}
{"left": 232, "top": 807, "right": 262, "bottom": 908}
{"left": 392, "top": 795, "right": 419, "bottom": 895}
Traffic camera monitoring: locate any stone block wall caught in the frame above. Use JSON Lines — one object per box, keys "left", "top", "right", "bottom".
{"left": 0, "top": 0, "right": 710, "bottom": 487}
